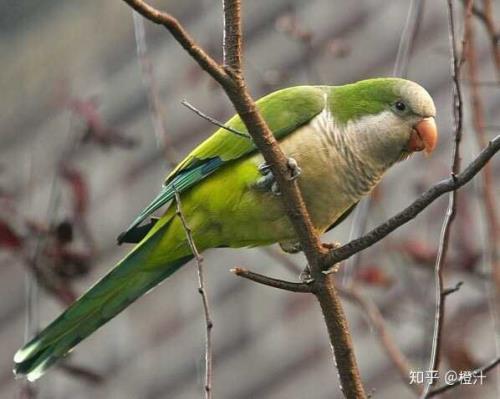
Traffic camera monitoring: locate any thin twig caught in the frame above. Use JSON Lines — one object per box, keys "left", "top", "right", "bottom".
{"left": 181, "top": 100, "right": 251, "bottom": 139}
{"left": 324, "top": 135, "right": 500, "bottom": 266}
{"left": 421, "top": 1, "right": 468, "bottom": 396}
{"left": 231, "top": 267, "right": 312, "bottom": 293}
{"left": 174, "top": 190, "right": 213, "bottom": 398}
{"left": 426, "top": 356, "right": 500, "bottom": 397}
{"left": 442, "top": 281, "right": 464, "bottom": 297}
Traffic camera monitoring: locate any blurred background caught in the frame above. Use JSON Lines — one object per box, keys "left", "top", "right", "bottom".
{"left": 1, "top": 0, "right": 499, "bottom": 398}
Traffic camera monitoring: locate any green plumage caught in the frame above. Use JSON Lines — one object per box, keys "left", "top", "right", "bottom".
{"left": 13, "top": 78, "right": 437, "bottom": 381}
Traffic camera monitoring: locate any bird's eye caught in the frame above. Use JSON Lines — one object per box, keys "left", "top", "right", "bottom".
{"left": 394, "top": 101, "right": 406, "bottom": 112}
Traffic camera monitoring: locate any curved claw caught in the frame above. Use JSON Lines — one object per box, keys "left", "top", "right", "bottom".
{"left": 258, "top": 162, "right": 272, "bottom": 176}
{"left": 299, "top": 265, "right": 314, "bottom": 283}
{"left": 255, "top": 157, "right": 301, "bottom": 196}
{"left": 286, "top": 157, "right": 302, "bottom": 181}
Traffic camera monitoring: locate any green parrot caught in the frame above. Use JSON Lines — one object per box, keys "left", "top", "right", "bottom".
{"left": 13, "top": 77, "right": 437, "bottom": 381}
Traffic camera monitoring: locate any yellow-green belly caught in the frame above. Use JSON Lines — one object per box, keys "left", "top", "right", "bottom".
{"left": 176, "top": 125, "right": 364, "bottom": 250}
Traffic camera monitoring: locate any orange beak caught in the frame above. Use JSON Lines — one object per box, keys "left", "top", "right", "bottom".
{"left": 406, "top": 117, "right": 438, "bottom": 155}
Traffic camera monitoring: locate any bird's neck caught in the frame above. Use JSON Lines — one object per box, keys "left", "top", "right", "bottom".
{"left": 312, "top": 108, "right": 395, "bottom": 199}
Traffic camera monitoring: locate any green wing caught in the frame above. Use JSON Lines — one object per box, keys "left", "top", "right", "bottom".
{"left": 118, "top": 86, "right": 326, "bottom": 243}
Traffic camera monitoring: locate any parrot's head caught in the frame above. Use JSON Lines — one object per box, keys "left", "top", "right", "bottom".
{"left": 330, "top": 78, "right": 438, "bottom": 165}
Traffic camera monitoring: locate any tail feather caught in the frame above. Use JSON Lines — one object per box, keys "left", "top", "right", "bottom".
{"left": 13, "top": 221, "right": 192, "bottom": 381}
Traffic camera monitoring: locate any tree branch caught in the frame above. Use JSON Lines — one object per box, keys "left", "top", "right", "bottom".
{"left": 231, "top": 267, "right": 312, "bottom": 293}
{"left": 442, "top": 281, "right": 463, "bottom": 297}
{"left": 426, "top": 356, "right": 500, "bottom": 397}
{"left": 123, "top": 0, "right": 231, "bottom": 88}
{"left": 222, "top": 0, "right": 242, "bottom": 73}
{"left": 180, "top": 100, "right": 250, "bottom": 139}
{"left": 174, "top": 191, "right": 213, "bottom": 398}
{"left": 421, "top": 2, "right": 468, "bottom": 395}
{"left": 314, "top": 274, "right": 366, "bottom": 397}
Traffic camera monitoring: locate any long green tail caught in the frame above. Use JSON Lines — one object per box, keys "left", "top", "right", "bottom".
{"left": 13, "top": 220, "right": 192, "bottom": 381}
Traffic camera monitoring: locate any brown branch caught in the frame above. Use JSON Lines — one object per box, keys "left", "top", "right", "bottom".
{"left": 421, "top": 1, "right": 468, "bottom": 395}
{"left": 426, "top": 356, "right": 500, "bottom": 397}
{"left": 231, "top": 267, "right": 312, "bottom": 293}
{"left": 257, "top": 247, "right": 419, "bottom": 395}
{"left": 222, "top": 0, "right": 242, "bottom": 73}
{"left": 324, "top": 135, "right": 500, "bottom": 266}
{"left": 313, "top": 274, "right": 366, "bottom": 398}
{"left": 219, "top": 0, "right": 367, "bottom": 388}
{"left": 174, "top": 191, "right": 213, "bottom": 398}
{"left": 122, "top": 0, "right": 231, "bottom": 88}
{"left": 224, "top": 2, "right": 366, "bottom": 393}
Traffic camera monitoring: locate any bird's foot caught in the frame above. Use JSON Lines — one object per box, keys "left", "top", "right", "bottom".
{"left": 299, "top": 265, "right": 314, "bottom": 284}
{"left": 279, "top": 240, "right": 302, "bottom": 254}
{"left": 255, "top": 157, "right": 301, "bottom": 196}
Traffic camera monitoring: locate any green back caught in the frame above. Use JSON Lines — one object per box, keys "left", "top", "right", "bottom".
{"left": 166, "top": 85, "right": 326, "bottom": 182}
